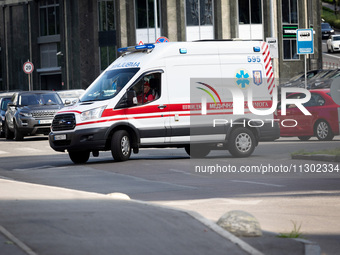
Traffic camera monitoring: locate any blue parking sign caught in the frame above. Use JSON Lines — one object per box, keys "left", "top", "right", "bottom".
{"left": 297, "top": 29, "right": 314, "bottom": 54}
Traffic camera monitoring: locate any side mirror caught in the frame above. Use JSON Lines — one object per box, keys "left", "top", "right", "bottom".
{"left": 7, "top": 102, "right": 15, "bottom": 109}
{"left": 127, "top": 90, "right": 137, "bottom": 107}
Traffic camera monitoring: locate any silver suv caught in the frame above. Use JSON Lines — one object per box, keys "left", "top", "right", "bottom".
{"left": 4, "top": 91, "right": 64, "bottom": 141}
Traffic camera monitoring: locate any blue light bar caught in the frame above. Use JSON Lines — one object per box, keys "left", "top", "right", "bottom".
{"left": 253, "top": 46, "right": 261, "bottom": 52}
{"left": 118, "top": 44, "right": 155, "bottom": 53}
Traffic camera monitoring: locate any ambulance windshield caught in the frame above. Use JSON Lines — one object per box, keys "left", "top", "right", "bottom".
{"left": 80, "top": 68, "right": 139, "bottom": 102}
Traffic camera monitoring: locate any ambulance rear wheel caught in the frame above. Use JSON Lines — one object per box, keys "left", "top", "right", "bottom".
{"left": 69, "top": 151, "right": 90, "bottom": 164}
{"left": 228, "top": 128, "right": 255, "bottom": 157}
{"left": 185, "top": 145, "right": 210, "bottom": 158}
{"left": 111, "top": 130, "right": 131, "bottom": 162}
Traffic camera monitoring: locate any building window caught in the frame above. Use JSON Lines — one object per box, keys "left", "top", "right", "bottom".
{"left": 100, "top": 46, "right": 116, "bottom": 71}
{"left": 283, "top": 40, "right": 298, "bottom": 60}
{"left": 238, "top": 0, "right": 262, "bottom": 24}
{"left": 40, "top": 43, "right": 59, "bottom": 68}
{"left": 135, "top": 0, "right": 161, "bottom": 43}
{"left": 282, "top": 0, "right": 298, "bottom": 24}
{"left": 98, "top": 0, "right": 116, "bottom": 71}
{"left": 185, "top": 0, "right": 214, "bottom": 41}
{"left": 238, "top": 0, "right": 263, "bottom": 39}
{"left": 39, "top": 0, "right": 60, "bottom": 36}
{"left": 99, "top": 0, "right": 115, "bottom": 31}
{"left": 282, "top": 0, "right": 298, "bottom": 60}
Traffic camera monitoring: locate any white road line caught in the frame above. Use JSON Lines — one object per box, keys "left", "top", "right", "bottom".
{"left": 0, "top": 150, "right": 9, "bottom": 154}
{"left": 231, "top": 180, "right": 285, "bottom": 187}
{"left": 16, "top": 148, "right": 43, "bottom": 153}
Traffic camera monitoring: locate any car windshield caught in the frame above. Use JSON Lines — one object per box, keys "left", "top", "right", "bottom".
{"left": 80, "top": 68, "right": 139, "bottom": 102}
{"left": 333, "top": 36, "right": 340, "bottom": 41}
{"left": 0, "top": 98, "right": 11, "bottom": 111}
{"left": 322, "top": 23, "right": 331, "bottom": 29}
{"left": 58, "top": 90, "right": 85, "bottom": 98}
{"left": 19, "top": 93, "right": 63, "bottom": 106}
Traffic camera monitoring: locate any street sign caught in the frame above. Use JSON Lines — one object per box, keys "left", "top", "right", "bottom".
{"left": 23, "top": 61, "right": 34, "bottom": 74}
{"left": 266, "top": 37, "right": 278, "bottom": 58}
{"left": 155, "top": 36, "right": 169, "bottom": 43}
{"left": 297, "top": 29, "right": 314, "bottom": 54}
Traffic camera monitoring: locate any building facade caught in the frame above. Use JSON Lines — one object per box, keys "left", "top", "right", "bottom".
{"left": 0, "top": 0, "right": 322, "bottom": 91}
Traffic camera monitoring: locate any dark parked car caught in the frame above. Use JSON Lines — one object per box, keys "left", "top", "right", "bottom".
{"left": 309, "top": 69, "right": 340, "bottom": 89}
{"left": 4, "top": 91, "right": 64, "bottom": 140}
{"left": 321, "top": 22, "right": 334, "bottom": 39}
{"left": 0, "top": 92, "right": 15, "bottom": 137}
{"left": 279, "top": 69, "right": 323, "bottom": 88}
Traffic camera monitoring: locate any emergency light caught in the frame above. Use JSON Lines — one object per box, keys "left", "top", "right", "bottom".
{"left": 118, "top": 44, "right": 155, "bottom": 53}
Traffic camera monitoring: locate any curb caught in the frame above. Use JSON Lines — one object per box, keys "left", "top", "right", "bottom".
{"left": 294, "top": 238, "right": 321, "bottom": 255}
{"left": 292, "top": 154, "right": 340, "bottom": 162}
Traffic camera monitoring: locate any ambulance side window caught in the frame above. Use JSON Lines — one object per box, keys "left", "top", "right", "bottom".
{"left": 115, "top": 72, "right": 162, "bottom": 109}
{"left": 133, "top": 73, "right": 161, "bottom": 105}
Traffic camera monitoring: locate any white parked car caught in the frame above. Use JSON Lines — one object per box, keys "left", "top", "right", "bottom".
{"left": 327, "top": 35, "right": 340, "bottom": 53}
{"left": 57, "top": 89, "right": 85, "bottom": 105}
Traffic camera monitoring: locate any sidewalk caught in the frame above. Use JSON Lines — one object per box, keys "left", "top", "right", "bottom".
{"left": 0, "top": 178, "right": 315, "bottom": 255}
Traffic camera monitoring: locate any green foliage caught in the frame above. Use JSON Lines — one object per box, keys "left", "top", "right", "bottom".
{"left": 322, "top": 6, "right": 340, "bottom": 29}
{"left": 278, "top": 221, "right": 304, "bottom": 239}
{"left": 291, "top": 148, "right": 340, "bottom": 156}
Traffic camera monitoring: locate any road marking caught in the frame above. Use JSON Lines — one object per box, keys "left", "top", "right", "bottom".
{"left": 12, "top": 165, "right": 59, "bottom": 171}
{"left": 0, "top": 150, "right": 8, "bottom": 154}
{"left": 231, "top": 180, "right": 285, "bottom": 187}
{"left": 16, "top": 148, "right": 43, "bottom": 153}
{"left": 0, "top": 225, "right": 38, "bottom": 255}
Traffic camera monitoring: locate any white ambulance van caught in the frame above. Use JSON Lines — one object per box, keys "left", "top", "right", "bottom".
{"left": 49, "top": 40, "right": 280, "bottom": 164}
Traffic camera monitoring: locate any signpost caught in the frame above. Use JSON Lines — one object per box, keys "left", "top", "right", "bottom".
{"left": 297, "top": 29, "right": 314, "bottom": 89}
{"left": 23, "top": 60, "right": 34, "bottom": 91}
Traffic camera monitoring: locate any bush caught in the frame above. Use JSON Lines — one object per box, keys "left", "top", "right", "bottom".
{"left": 322, "top": 6, "right": 340, "bottom": 29}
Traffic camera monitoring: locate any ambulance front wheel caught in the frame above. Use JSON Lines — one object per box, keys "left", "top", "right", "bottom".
{"left": 111, "top": 130, "right": 131, "bottom": 162}
{"left": 228, "top": 127, "right": 256, "bottom": 157}
{"left": 69, "top": 151, "right": 90, "bottom": 164}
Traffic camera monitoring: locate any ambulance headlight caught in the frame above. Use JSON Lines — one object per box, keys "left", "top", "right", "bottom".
{"left": 80, "top": 106, "right": 106, "bottom": 121}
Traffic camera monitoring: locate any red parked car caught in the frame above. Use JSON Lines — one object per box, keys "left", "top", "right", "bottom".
{"left": 275, "top": 89, "right": 339, "bottom": 141}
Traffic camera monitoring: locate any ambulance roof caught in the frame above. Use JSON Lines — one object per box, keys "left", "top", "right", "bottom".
{"left": 110, "top": 40, "right": 264, "bottom": 71}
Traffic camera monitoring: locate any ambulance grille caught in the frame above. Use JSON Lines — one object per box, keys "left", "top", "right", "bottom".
{"left": 52, "top": 114, "right": 76, "bottom": 131}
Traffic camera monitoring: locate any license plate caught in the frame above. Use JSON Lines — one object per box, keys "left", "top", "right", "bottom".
{"left": 39, "top": 119, "right": 52, "bottom": 124}
{"left": 54, "top": 134, "right": 67, "bottom": 141}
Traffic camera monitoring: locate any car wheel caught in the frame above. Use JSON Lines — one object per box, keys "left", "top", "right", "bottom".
{"left": 298, "top": 136, "right": 311, "bottom": 141}
{"left": 228, "top": 127, "right": 256, "bottom": 157}
{"left": 14, "top": 122, "right": 24, "bottom": 141}
{"left": 315, "top": 120, "right": 334, "bottom": 141}
{"left": 4, "top": 121, "right": 14, "bottom": 140}
{"left": 185, "top": 145, "right": 210, "bottom": 158}
{"left": 111, "top": 130, "right": 131, "bottom": 162}
{"left": 69, "top": 151, "right": 90, "bottom": 164}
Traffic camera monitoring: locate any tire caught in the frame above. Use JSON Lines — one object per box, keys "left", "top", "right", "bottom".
{"left": 185, "top": 145, "right": 210, "bottom": 158}
{"left": 228, "top": 127, "right": 256, "bottom": 157}
{"left": 111, "top": 130, "right": 131, "bottom": 162}
{"left": 14, "top": 122, "right": 24, "bottom": 141}
{"left": 315, "top": 120, "right": 334, "bottom": 141}
{"left": 69, "top": 151, "right": 90, "bottom": 164}
{"left": 4, "top": 121, "right": 14, "bottom": 140}
{"left": 298, "top": 136, "right": 311, "bottom": 141}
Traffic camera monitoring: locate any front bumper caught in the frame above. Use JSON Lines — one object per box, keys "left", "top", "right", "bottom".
{"left": 49, "top": 127, "right": 109, "bottom": 152}
{"left": 16, "top": 117, "right": 53, "bottom": 135}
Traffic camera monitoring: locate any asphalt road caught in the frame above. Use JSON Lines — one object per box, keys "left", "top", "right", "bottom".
{"left": 0, "top": 136, "right": 339, "bottom": 254}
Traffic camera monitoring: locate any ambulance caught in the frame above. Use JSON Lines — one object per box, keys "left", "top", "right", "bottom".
{"left": 49, "top": 40, "right": 280, "bottom": 164}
